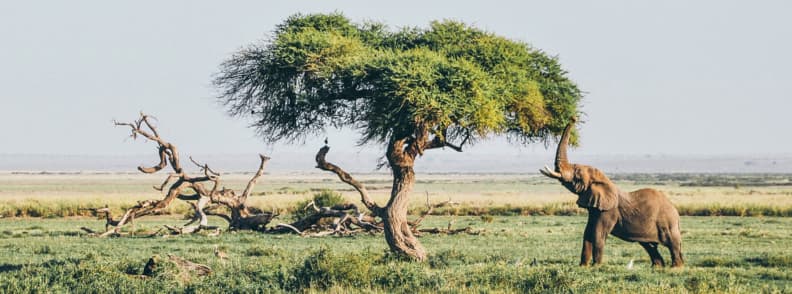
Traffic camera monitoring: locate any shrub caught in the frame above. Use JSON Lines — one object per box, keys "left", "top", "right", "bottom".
{"left": 745, "top": 254, "right": 792, "bottom": 267}
{"left": 518, "top": 268, "right": 578, "bottom": 292}
{"left": 291, "top": 190, "right": 347, "bottom": 221}
{"left": 288, "top": 247, "right": 373, "bottom": 291}
{"left": 373, "top": 263, "right": 443, "bottom": 291}
{"left": 428, "top": 249, "right": 471, "bottom": 269}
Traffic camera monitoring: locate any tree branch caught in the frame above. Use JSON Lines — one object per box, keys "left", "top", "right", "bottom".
{"left": 315, "top": 146, "right": 382, "bottom": 216}
{"left": 424, "top": 129, "right": 470, "bottom": 152}
{"left": 411, "top": 193, "right": 456, "bottom": 228}
{"left": 114, "top": 113, "right": 182, "bottom": 174}
{"left": 108, "top": 113, "right": 281, "bottom": 236}
{"left": 138, "top": 146, "right": 169, "bottom": 173}
{"left": 154, "top": 173, "right": 179, "bottom": 191}
{"left": 189, "top": 156, "right": 220, "bottom": 178}
{"left": 240, "top": 154, "right": 270, "bottom": 202}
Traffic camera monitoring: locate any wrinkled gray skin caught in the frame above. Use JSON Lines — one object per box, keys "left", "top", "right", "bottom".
{"left": 540, "top": 118, "right": 684, "bottom": 267}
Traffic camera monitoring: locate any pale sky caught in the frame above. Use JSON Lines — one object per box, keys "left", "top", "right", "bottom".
{"left": 1, "top": 0, "right": 790, "bottom": 160}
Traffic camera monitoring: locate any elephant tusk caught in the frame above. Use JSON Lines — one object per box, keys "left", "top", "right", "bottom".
{"left": 539, "top": 165, "right": 562, "bottom": 179}
{"left": 547, "top": 165, "right": 562, "bottom": 178}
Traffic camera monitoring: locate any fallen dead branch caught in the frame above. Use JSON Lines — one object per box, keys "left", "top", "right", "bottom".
{"left": 417, "top": 226, "right": 476, "bottom": 235}
{"left": 104, "top": 113, "right": 218, "bottom": 236}
{"left": 99, "top": 113, "right": 279, "bottom": 236}
{"left": 102, "top": 113, "right": 370, "bottom": 237}
{"left": 80, "top": 227, "right": 99, "bottom": 235}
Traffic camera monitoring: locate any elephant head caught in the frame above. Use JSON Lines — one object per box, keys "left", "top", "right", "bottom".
{"left": 539, "top": 118, "right": 619, "bottom": 211}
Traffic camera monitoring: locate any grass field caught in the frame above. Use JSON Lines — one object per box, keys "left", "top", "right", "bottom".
{"left": 0, "top": 216, "right": 789, "bottom": 293}
{"left": 0, "top": 172, "right": 791, "bottom": 292}
{"left": 2, "top": 172, "right": 792, "bottom": 218}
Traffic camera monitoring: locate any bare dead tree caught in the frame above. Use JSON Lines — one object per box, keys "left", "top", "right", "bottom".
{"left": 110, "top": 113, "right": 357, "bottom": 236}
{"left": 187, "top": 154, "right": 280, "bottom": 232}
{"left": 105, "top": 113, "right": 220, "bottom": 236}
{"left": 106, "top": 113, "right": 281, "bottom": 236}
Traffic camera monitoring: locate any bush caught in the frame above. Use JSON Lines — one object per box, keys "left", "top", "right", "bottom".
{"left": 291, "top": 190, "right": 347, "bottom": 221}
{"left": 518, "top": 268, "right": 578, "bottom": 292}
{"left": 745, "top": 254, "right": 792, "bottom": 267}
{"left": 428, "top": 249, "right": 471, "bottom": 269}
{"left": 288, "top": 247, "right": 374, "bottom": 291}
{"left": 372, "top": 263, "right": 443, "bottom": 291}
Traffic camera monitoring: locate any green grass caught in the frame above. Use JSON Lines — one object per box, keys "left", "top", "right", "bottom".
{"left": 0, "top": 216, "right": 789, "bottom": 293}
{"left": 1, "top": 173, "right": 791, "bottom": 291}
{"left": 4, "top": 173, "right": 792, "bottom": 218}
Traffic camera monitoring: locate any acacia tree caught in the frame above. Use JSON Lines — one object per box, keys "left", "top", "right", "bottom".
{"left": 214, "top": 13, "right": 582, "bottom": 260}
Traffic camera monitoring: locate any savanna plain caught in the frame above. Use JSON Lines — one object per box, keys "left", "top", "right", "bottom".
{"left": 0, "top": 172, "right": 790, "bottom": 293}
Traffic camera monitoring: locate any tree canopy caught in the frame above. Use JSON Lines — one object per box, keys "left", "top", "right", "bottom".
{"left": 215, "top": 13, "right": 581, "bottom": 148}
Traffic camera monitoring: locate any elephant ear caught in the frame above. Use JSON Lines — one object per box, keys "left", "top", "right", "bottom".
{"left": 577, "top": 168, "right": 619, "bottom": 211}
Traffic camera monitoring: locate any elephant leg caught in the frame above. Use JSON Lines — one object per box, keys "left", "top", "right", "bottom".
{"left": 580, "top": 220, "right": 595, "bottom": 266}
{"left": 667, "top": 237, "right": 684, "bottom": 268}
{"left": 591, "top": 212, "right": 616, "bottom": 265}
{"left": 592, "top": 233, "right": 607, "bottom": 265}
{"left": 640, "top": 242, "right": 665, "bottom": 267}
{"left": 661, "top": 224, "right": 685, "bottom": 268}
{"left": 580, "top": 240, "right": 593, "bottom": 266}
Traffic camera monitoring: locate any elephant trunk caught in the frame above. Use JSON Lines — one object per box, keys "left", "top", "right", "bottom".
{"left": 554, "top": 118, "right": 576, "bottom": 177}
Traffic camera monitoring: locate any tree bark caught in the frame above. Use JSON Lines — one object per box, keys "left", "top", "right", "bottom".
{"left": 383, "top": 165, "right": 426, "bottom": 261}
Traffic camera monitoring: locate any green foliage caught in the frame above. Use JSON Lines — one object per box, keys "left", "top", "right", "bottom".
{"left": 291, "top": 189, "right": 347, "bottom": 221}
{"left": 215, "top": 13, "right": 581, "bottom": 147}
{"left": 288, "top": 247, "right": 373, "bottom": 290}
{"left": 428, "top": 249, "right": 471, "bottom": 269}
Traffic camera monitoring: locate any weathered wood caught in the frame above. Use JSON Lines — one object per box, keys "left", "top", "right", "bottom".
{"left": 104, "top": 113, "right": 278, "bottom": 236}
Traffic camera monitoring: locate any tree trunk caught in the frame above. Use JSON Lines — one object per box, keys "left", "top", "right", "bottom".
{"left": 383, "top": 165, "right": 427, "bottom": 261}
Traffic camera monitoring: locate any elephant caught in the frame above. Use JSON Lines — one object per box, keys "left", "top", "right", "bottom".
{"left": 539, "top": 118, "right": 684, "bottom": 267}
